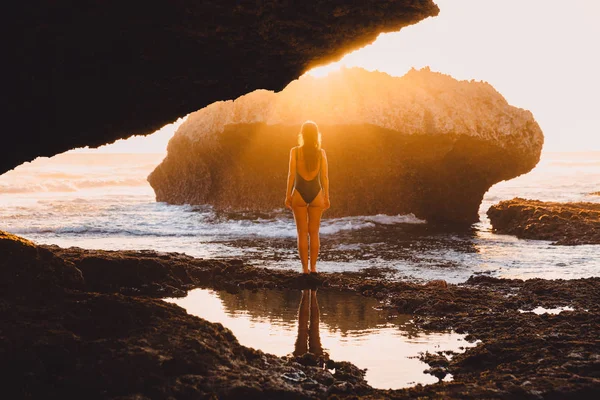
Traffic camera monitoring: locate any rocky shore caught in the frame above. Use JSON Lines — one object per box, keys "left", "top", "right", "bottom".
{"left": 487, "top": 198, "right": 600, "bottom": 245}
{"left": 2, "top": 231, "right": 599, "bottom": 398}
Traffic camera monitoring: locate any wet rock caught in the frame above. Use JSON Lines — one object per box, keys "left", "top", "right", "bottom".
{"left": 424, "top": 367, "right": 448, "bottom": 381}
{"left": 281, "top": 370, "right": 307, "bottom": 383}
{"left": 2, "top": 236, "right": 376, "bottom": 399}
{"left": 331, "top": 361, "right": 367, "bottom": 385}
{"left": 0, "top": 231, "right": 84, "bottom": 296}
{"left": 148, "top": 68, "right": 543, "bottom": 224}
{"left": 46, "top": 246, "right": 220, "bottom": 297}
{"left": 3, "top": 235, "right": 600, "bottom": 398}
{"left": 421, "top": 352, "right": 450, "bottom": 368}
{"left": 488, "top": 198, "right": 600, "bottom": 245}
{"left": 426, "top": 279, "right": 449, "bottom": 289}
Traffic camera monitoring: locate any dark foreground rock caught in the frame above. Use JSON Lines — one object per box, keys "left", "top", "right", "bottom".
{"left": 0, "top": 231, "right": 84, "bottom": 296}
{"left": 3, "top": 232, "right": 599, "bottom": 398}
{"left": 148, "top": 68, "right": 544, "bottom": 225}
{"left": 2, "top": 235, "right": 374, "bottom": 399}
{"left": 487, "top": 198, "right": 600, "bottom": 245}
{"left": 5, "top": 1, "right": 438, "bottom": 175}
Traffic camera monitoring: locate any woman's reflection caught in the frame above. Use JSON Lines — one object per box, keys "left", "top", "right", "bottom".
{"left": 293, "top": 289, "right": 329, "bottom": 365}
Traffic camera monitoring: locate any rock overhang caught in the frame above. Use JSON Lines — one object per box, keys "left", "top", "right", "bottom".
{"left": 3, "top": 0, "right": 439, "bottom": 175}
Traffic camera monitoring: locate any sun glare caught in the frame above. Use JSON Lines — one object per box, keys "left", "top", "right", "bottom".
{"left": 305, "top": 0, "right": 600, "bottom": 152}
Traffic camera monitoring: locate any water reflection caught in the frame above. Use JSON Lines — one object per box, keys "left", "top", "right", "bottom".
{"left": 293, "top": 289, "right": 328, "bottom": 364}
{"left": 166, "top": 288, "right": 476, "bottom": 389}
{"left": 216, "top": 287, "right": 400, "bottom": 334}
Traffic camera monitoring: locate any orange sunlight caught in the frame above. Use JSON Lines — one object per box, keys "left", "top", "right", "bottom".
{"left": 306, "top": 0, "right": 600, "bottom": 152}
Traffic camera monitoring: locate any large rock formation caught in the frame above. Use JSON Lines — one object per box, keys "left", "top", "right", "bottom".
{"left": 149, "top": 67, "right": 544, "bottom": 224}
{"left": 3, "top": 1, "right": 439, "bottom": 175}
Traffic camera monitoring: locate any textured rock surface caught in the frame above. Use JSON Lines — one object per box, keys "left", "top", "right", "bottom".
{"left": 2, "top": 233, "right": 371, "bottom": 399}
{"left": 149, "top": 68, "right": 544, "bottom": 223}
{"left": 0, "top": 231, "right": 84, "bottom": 296}
{"left": 3, "top": 235, "right": 598, "bottom": 399}
{"left": 487, "top": 198, "right": 600, "bottom": 245}
{"left": 4, "top": 0, "right": 439, "bottom": 175}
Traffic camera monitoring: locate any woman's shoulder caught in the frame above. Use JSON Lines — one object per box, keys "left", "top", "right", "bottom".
{"left": 290, "top": 146, "right": 299, "bottom": 159}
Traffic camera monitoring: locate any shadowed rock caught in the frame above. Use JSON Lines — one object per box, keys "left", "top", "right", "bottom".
{"left": 0, "top": 231, "right": 84, "bottom": 296}
{"left": 4, "top": 1, "right": 439, "bottom": 174}
{"left": 1, "top": 232, "right": 599, "bottom": 398}
{"left": 149, "top": 68, "right": 544, "bottom": 224}
{"left": 487, "top": 198, "right": 600, "bottom": 245}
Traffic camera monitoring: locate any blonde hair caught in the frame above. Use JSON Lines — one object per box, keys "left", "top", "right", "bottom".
{"left": 298, "top": 121, "right": 322, "bottom": 171}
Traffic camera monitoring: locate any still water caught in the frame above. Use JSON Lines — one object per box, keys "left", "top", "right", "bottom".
{"left": 165, "top": 288, "right": 477, "bottom": 389}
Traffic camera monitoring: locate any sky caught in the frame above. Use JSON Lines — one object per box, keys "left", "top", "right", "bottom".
{"left": 308, "top": 0, "right": 600, "bottom": 152}
{"left": 77, "top": 0, "right": 599, "bottom": 154}
{"left": 70, "top": 117, "right": 185, "bottom": 154}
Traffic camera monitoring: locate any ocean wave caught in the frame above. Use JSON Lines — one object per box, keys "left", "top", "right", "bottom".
{"left": 10, "top": 225, "right": 200, "bottom": 237}
{"left": 9, "top": 212, "right": 426, "bottom": 239}
{"left": 547, "top": 161, "right": 600, "bottom": 168}
{"left": 0, "top": 178, "right": 148, "bottom": 194}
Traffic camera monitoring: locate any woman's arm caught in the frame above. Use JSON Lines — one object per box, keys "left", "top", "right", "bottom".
{"left": 321, "top": 149, "right": 330, "bottom": 209}
{"left": 285, "top": 147, "right": 296, "bottom": 209}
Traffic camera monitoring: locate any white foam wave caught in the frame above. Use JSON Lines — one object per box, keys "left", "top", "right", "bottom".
{"left": 8, "top": 212, "right": 426, "bottom": 240}
{"left": 0, "top": 178, "right": 148, "bottom": 194}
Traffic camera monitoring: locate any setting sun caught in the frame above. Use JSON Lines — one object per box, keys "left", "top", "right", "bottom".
{"left": 307, "top": 0, "right": 600, "bottom": 152}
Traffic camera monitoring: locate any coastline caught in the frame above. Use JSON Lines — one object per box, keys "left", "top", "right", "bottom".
{"left": 3, "top": 232, "right": 598, "bottom": 398}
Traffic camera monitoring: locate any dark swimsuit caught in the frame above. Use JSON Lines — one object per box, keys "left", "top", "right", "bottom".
{"left": 294, "top": 147, "right": 322, "bottom": 204}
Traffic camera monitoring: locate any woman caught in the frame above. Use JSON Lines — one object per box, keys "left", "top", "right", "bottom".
{"left": 285, "top": 121, "right": 330, "bottom": 274}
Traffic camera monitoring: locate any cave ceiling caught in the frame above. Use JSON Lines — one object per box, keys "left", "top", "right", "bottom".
{"left": 4, "top": 1, "right": 438, "bottom": 174}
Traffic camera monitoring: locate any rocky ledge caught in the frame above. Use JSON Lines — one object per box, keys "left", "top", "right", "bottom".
{"left": 149, "top": 68, "right": 544, "bottom": 224}
{"left": 487, "top": 198, "right": 600, "bottom": 245}
{"left": 2, "top": 231, "right": 599, "bottom": 398}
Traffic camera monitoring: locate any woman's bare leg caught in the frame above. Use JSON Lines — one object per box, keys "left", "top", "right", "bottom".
{"left": 292, "top": 191, "right": 309, "bottom": 274}
{"left": 307, "top": 193, "right": 325, "bottom": 273}
{"left": 308, "top": 289, "right": 324, "bottom": 356}
{"left": 293, "top": 289, "right": 310, "bottom": 356}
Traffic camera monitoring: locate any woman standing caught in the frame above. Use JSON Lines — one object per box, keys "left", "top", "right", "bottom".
{"left": 285, "top": 121, "right": 330, "bottom": 274}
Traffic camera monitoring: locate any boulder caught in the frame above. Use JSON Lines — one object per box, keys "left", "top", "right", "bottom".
{"left": 149, "top": 68, "right": 544, "bottom": 224}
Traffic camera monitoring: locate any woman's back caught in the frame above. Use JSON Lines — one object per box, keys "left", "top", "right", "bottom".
{"left": 295, "top": 146, "right": 322, "bottom": 181}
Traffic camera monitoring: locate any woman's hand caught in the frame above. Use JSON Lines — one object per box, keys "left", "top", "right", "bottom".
{"left": 324, "top": 197, "right": 331, "bottom": 210}
{"left": 285, "top": 195, "right": 292, "bottom": 209}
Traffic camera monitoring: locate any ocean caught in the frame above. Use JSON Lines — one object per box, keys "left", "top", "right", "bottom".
{"left": 1, "top": 151, "right": 598, "bottom": 283}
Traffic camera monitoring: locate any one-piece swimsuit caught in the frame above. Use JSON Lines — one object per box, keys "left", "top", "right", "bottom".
{"left": 294, "top": 147, "right": 322, "bottom": 204}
